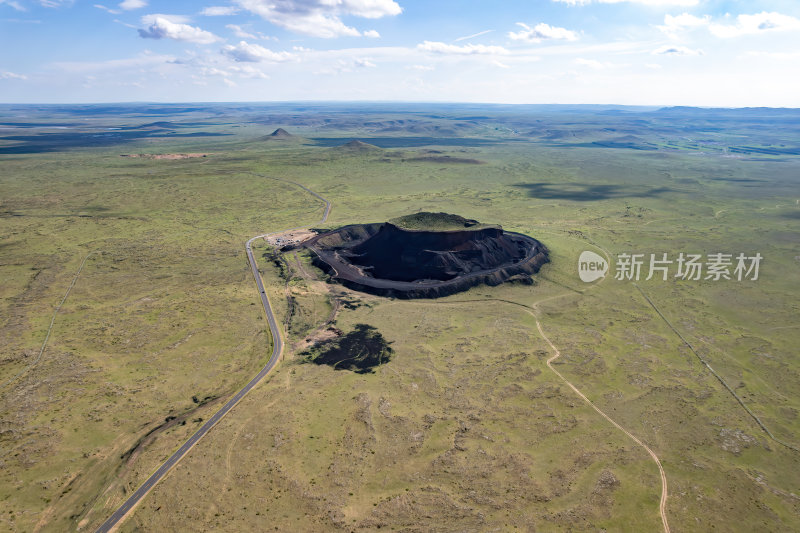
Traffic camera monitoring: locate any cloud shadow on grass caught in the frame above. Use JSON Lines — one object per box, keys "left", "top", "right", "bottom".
{"left": 514, "top": 182, "right": 672, "bottom": 202}
{"left": 0, "top": 130, "right": 231, "bottom": 154}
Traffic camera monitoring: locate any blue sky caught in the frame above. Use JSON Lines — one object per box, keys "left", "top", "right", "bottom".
{"left": 1, "top": 0, "right": 799, "bottom": 105}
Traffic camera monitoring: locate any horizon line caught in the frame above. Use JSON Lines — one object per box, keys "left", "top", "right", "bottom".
{"left": 1, "top": 100, "right": 799, "bottom": 110}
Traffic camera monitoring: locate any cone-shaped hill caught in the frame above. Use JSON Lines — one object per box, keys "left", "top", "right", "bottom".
{"left": 334, "top": 139, "right": 382, "bottom": 152}
{"left": 303, "top": 212, "right": 548, "bottom": 298}
{"left": 260, "top": 128, "right": 301, "bottom": 141}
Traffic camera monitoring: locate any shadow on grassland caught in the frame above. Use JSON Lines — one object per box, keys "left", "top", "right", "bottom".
{"left": 514, "top": 182, "right": 672, "bottom": 201}
{"left": 0, "top": 131, "right": 231, "bottom": 154}
{"left": 309, "top": 136, "right": 504, "bottom": 148}
{"left": 710, "top": 177, "right": 768, "bottom": 184}
{"left": 302, "top": 324, "right": 393, "bottom": 374}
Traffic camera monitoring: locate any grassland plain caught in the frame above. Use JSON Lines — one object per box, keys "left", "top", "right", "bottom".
{"left": 0, "top": 104, "right": 799, "bottom": 532}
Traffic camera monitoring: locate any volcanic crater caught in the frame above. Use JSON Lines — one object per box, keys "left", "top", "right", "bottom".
{"left": 303, "top": 212, "right": 549, "bottom": 298}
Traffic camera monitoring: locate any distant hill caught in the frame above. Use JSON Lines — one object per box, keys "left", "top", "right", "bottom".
{"left": 405, "top": 154, "right": 484, "bottom": 164}
{"left": 334, "top": 140, "right": 382, "bottom": 152}
{"left": 269, "top": 128, "right": 293, "bottom": 138}
{"left": 137, "top": 121, "right": 175, "bottom": 129}
{"left": 591, "top": 135, "right": 659, "bottom": 151}
{"left": 120, "top": 121, "right": 176, "bottom": 131}
{"left": 258, "top": 128, "right": 308, "bottom": 144}
{"left": 656, "top": 106, "right": 800, "bottom": 117}
{"left": 260, "top": 128, "right": 301, "bottom": 142}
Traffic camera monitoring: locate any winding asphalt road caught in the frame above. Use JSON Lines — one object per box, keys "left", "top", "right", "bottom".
{"left": 95, "top": 181, "right": 330, "bottom": 533}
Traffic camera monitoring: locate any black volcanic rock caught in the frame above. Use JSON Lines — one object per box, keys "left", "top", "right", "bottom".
{"left": 348, "top": 223, "right": 520, "bottom": 281}
{"left": 303, "top": 213, "right": 548, "bottom": 299}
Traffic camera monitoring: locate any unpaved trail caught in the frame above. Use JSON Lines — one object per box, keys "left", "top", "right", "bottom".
{"left": 533, "top": 316, "right": 670, "bottom": 533}
{"left": 635, "top": 283, "right": 799, "bottom": 453}
{"left": 383, "top": 286, "right": 672, "bottom": 532}
{"left": 222, "top": 398, "right": 280, "bottom": 491}
{"left": 1, "top": 250, "right": 96, "bottom": 392}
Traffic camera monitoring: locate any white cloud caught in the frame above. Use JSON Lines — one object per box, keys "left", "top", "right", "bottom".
{"left": 652, "top": 45, "right": 703, "bottom": 56}
{"left": 492, "top": 60, "right": 510, "bottom": 69}
{"left": 418, "top": 41, "right": 509, "bottom": 55}
{"left": 336, "top": 0, "right": 401, "bottom": 18}
{"left": 226, "top": 24, "right": 275, "bottom": 40}
{"left": 354, "top": 57, "right": 376, "bottom": 68}
{"left": 363, "top": 29, "right": 380, "bottom": 38}
{"left": 574, "top": 58, "right": 627, "bottom": 69}
{"left": 113, "top": 17, "right": 137, "bottom": 28}
{"left": 454, "top": 29, "right": 494, "bottom": 42}
{"left": 407, "top": 64, "right": 434, "bottom": 71}
{"left": 199, "top": 66, "right": 228, "bottom": 76}
{"left": 574, "top": 58, "right": 605, "bottom": 69}
{"left": 227, "top": 24, "right": 257, "bottom": 39}
{"left": 657, "top": 11, "right": 800, "bottom": 39}
{"left": 314, "top": 56, "right": 378, "bottom": 75}
{"left": 224, "top": 78, "right": 238, "bottom": 87}
{"left": 138, "top": 17, "right": 221, "bottom": 44}
{"left": 53, "top": 52, "right": 177, "bottom": 73}
{"left": 0, "top": 0, "right": 25, "bottom": 11}
{"left": 119, "top": 0, "right": 146, "bottom": 10}
{"left": 141, "top": 13, "right": 191, "bottom": 24}
{"left": 201, "top": 6, "right": 240, "bottom": 16}
{"left": 236, "top": 0, "right": 401, "bottom": 38}
{"left": 221, "top": 41, "right": 295, "bottom": 62}
{"left": 38, "top": 0, "right": 75, "bottom": 7}
{"left": 553, "top": 0, "right": 699, "bottom": 5}
{"left": 743, "top": 50, "right": 800, "bottom": 60}
{"left": 1, "top": 70, "right": 27, "bottom": 80}
{"left": 243, "top": 5, "right": 358, "bottom": 37}
{"left": 657, "top": 12, "right": 709, "bottom": 36}
{"left": 508, "top": 22, "right": 578, "bottom": 43}
{"left": 94, "top": 4, "right": 121, "bottom": 14}
{"left": 228, "top": 64, "right": 269, "bottom": 78}
{"left": 201, "top": 63, "right": 270, "bottom": 80}
{"left": 710, "top": 12, "right": 800, "bottom": 38}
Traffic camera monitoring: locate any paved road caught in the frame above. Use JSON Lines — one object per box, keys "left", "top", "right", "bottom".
{"left": 95, "top": 182, "right": 330, "bottom": 533}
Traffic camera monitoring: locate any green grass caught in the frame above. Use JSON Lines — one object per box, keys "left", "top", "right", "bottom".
{"left": 387, "top": 211, "right": 496, "bottom": 232}
{"left": 1, "top": 104, "right": 798, "bottom": 532}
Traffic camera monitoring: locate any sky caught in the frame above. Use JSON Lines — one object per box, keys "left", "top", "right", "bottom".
{"left": 1, "top": 0, "right": 799, "bottom": 106}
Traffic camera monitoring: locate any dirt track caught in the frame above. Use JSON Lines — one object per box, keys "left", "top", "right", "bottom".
{"left": 534, "top": 316, "right": 670, "bottom": 533}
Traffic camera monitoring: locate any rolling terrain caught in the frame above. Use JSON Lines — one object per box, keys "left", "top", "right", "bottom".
{"left": 0, "top": 103, "right": 798, "bottom": 532}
